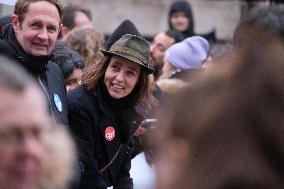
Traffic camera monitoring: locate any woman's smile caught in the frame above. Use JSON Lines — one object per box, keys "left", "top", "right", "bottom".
{"left": 104, "top": 55, "right": 141, "bottom": 99}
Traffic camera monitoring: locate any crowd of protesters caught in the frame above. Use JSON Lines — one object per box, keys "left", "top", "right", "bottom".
{"left": 0, "top": 0, "right": 283, "bottom": 189}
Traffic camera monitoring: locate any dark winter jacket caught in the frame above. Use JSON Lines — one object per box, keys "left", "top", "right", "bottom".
{"left": 0, "top": 24, "right": 68, "bottom": 127}
{"left": 68, "top": 83, "right": 143, "bottom": 189}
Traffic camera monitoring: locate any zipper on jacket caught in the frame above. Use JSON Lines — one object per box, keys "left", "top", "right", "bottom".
{"left": 37, "top": 76, "right": 56, "bottom": 119}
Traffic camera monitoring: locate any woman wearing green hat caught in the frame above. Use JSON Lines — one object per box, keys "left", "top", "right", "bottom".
{"left": 67, "top": 34, "right": 155, "bottom": 189}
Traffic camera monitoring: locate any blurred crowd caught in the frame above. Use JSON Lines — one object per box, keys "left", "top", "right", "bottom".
{"left": 0, "top": 0, "right": 283, "bottom": 189}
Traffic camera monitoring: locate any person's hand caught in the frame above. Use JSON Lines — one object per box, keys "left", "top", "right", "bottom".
{"left": 133, "top": 124, "right": 147, "bottom": 137}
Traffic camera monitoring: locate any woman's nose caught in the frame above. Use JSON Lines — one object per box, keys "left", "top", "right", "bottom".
{"left": 115, "top": 71, "right": 124, "bottom": 81}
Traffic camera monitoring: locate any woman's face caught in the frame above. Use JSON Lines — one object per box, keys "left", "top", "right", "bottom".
{"left": 170, "top": 11, "right": 190, "bottom": 32}
{"left": 104, "top": 55, "right": 141, "bottom": 99}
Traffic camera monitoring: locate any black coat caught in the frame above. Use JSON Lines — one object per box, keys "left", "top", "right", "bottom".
{"left": 68, "top": 85, "right": 142, "bottom": 189}
{"left": 0, "top": 24, "right": 68, "bottom": 127}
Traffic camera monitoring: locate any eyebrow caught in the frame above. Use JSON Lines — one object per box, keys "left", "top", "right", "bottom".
{"left": 127, "top": 65, "right": 140, "bottom": 74}
{"left": 112, "top": 61, "right": 122, "bottom": 66}
{"left": 27, "top": 19, "right": 58, "bottom": 27}
{"left": 112, "top": 61, "right": 139, "bottom": 73}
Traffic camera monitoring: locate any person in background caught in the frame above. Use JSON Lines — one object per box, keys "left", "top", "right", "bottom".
{"left": 132, "top": 30, "right": 185, "bottom": 162}
{"left": 0, "top": 0, "right": 68, "bottom": 126}
{"left": 154, "top": 31, "right": 284, "bottom": 189}
{"left": 201, "top": 42, "right": 233, "bottom": 69}
{"left": 168, "top": 0, "right": 216, "bottom": 42}
{"left": 0, "top": 55, "right": 75, "bottom": 189}
{"left": 53, "top": 41, "right": 85, "bottom": 92}
{"left": 233, "top": 4, "right": 284, "bottom": 50}
{"left": 150, "top": 29, "right": 183, "bottom": 80}
{"left": 62, "top": 27, "right": 104, "bottom": 67}
{"left": 67, "top": 34, "right": 155, "bottom": 189}
{"left": 60, "top": 4, "right": 93, "bottom": 38}
{"left": 157, "top": 36, "right": 209, "bottom": 95}
{"left": 154, "top": 5, "right": 284, "bottom": 189}
{"left": 133, "top": 36, "right": 209, "bottom": 175}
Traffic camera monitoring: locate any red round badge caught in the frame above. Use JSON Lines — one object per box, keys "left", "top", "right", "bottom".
{"left": 105, "top": 126, "right": 115, "bottom": 141}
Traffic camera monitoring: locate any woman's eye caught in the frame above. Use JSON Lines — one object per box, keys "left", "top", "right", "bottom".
{"left": 127, "top": 71, "right": 135, "bottom": 77}
{"left": 111, "top": 64, "right": 119, "bottom": 71}
{"left": 157, "top": 44, "right": 166, "bottom": 52}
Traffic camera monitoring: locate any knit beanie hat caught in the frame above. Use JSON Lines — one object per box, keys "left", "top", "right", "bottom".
{"left": 165, "top": 36, "right": 209, "bottom": 70}
{"left": 104, "top": 19, "right": 141, "bottom": 50}
{"left": 52, "top": 41, "right": 85, "bottom": 78}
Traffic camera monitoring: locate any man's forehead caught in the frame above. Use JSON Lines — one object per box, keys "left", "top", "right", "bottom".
{"left": 0, "top": 88, "right": 48, "bottom": 127}
{"left": 25, "top": 1, "right": 60, "bottom": 19}
{"left": 0, "top": 87, "right": 44, "bottom": 112}
{"left": 154, "top": 33, "right": 174, "bottom": 43}
{"left": 0, "top": 89, "right": 22, "bottom": 110}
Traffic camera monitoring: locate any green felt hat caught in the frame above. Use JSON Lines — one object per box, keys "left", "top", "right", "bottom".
{"left": 101, "top": 34, "right": 154, "bottom": 74}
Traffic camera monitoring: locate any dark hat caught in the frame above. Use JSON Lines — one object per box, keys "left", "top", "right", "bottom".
{"left": 104, "top": 19, "right": 141, "bottom": 50}
{"left": 169, "top": 1, "right": 192, "bottom": 14}
{"left": 101, "top": 34, "right": 154, "bottom": 74}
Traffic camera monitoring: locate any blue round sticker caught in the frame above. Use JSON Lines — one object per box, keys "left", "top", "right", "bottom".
{"left": 53, "top": 94, "right": 63, "bottom": 112}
